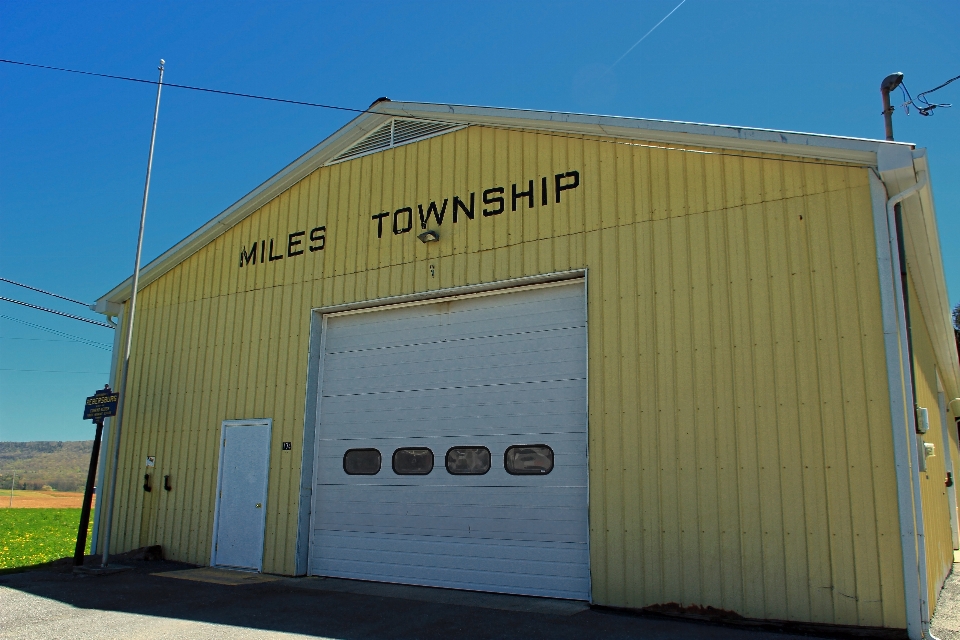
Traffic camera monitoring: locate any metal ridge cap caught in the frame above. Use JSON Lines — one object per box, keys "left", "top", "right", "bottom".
{"left": 378, "top": 100, "right": 916, "bottom": 153}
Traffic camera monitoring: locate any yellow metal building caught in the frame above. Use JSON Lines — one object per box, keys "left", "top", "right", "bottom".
{"left": 91, "top": 101, "right": 960, "bottom": 638}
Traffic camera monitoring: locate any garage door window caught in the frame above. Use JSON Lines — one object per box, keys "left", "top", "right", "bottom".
{"left": 445, "top": 447, "right": 491, "bottom": 475}
{"left": 343, "top": 448, "right": 381, "bottom": 475}
{"left": 393, "top": 448, "right": 434, "bottom": 475}
{"left": 504, "top": 445, "right": 554, "bottom": 475}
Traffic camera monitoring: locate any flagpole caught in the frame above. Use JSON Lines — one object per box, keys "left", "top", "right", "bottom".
{"left": 101, "top": 59, "right": 164, "bottom": 567}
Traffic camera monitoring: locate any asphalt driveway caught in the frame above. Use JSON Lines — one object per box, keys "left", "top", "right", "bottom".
{"left": 2, "top": 556, "right": 955, "bottom": 640}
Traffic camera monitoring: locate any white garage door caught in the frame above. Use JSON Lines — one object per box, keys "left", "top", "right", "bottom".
{"left": 309, "top": 280, "right": 589, "bottom": 599}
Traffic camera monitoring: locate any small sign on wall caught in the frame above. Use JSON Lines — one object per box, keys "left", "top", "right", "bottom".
{"left": 282, "top": 442, "right": 292, "bottom": 451}
{"left": 146, "top": 456, "right": 156, "bottom": 467}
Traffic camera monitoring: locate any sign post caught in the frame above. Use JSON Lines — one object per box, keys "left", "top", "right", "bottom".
{"left": 74, "top": 385, "right": 118, "bottom": 567}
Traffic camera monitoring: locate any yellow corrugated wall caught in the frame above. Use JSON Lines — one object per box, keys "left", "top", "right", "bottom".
{"left": 907, "top": 272, "right": 957, "bottom": 610}
{"left": 97, "top": 126, "right": 905, "bottom": 628}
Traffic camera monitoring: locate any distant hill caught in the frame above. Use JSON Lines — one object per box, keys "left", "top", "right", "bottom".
{"left": 0, "top": 441, "right": 94, "bottom": 492}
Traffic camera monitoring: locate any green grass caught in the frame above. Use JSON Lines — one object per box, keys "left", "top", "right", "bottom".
{"left": 0, "top": 508, "right": 90, "bottom": 569}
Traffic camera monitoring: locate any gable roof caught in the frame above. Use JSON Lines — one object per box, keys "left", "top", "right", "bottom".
{"left": 95, "top": 99, "right": 914, "bottom": 309}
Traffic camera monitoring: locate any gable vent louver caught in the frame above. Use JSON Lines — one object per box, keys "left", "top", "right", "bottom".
{"left": 328, "top": 117, "right": 464, "bottom": 164}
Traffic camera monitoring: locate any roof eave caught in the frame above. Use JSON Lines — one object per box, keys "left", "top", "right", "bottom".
{"left": 96, "top": 107, "right": 392, "bottom": 306}
{"left": 95, "top": 100, "right": 916, "bottom": 307}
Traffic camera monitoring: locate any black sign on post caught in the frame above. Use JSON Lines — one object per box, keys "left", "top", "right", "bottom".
{"left": 74, "top": 385, "right": 116, "bottom": 567}
{"left": 83, "top": 388, "right": 119, "bottom": 421}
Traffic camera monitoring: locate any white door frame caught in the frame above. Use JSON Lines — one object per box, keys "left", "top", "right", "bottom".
{"left": 210, "top": 418, "right": 272, "bottom": 571}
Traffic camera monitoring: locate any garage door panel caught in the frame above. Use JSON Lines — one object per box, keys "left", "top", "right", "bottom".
{"left": 328, "top": 316, "right": 584, "bottom": 354}
{"left": 314, "top": 444, "right": 587, "bottom": 486}
{"left": 316, "top": 512, "right": 587, "bottom": 534}
{"left": 315, "top": 424, "right": 588, "bottom": 449}
{"left": 322, "top": 346, "right": 586, "bottom": 394}
{"left": 314, "top": 526, "right": 585, "bottom": 545}
{"left": 322, "top": 381, "right": 587, "bottom": 410}
{"left": 317, "top": 403, "right": 588, "bottom": 433}
{"left": 316, "top": 531, "right": 588, "bottom": 565}
{"left": 313, "top": 559, "right": 588, "bottom": 599}
{"left": 315, "top": 484, "right": 590, "bottom": 506}
{"left": 315, "top": 553, "right": 589, "bottom": 583}
{"left": 316, "top": 510, "right": 587, "bottom": 541}
{"left": 316, "top": 484, "right": 587, "bottom": 506}
{"left": 322, "top": 328, "right": 585, "bottom": 375}
{"left": 315, "top": 454, "right": 586, "bottom": 487}
{"left": 317, "top": 529, "right": 585, "bottom": 555}
{"left": 322, "top": 374, "right": 585, "bottom": 404}
{"left": 315, "top": 540, "right": 588, "bottom": 576}
{"left": 315, "top": 427, "right": 584, "bottom": 449}
{"left": 314, "top": 548, "right": 589, "bottom": 594}
{"left": 322, "top": 348, "right": 586, "bottom": 394}
{"left": 311, "top": 282, "right": 589, "bottom": 599}
{"left": 321, "top": 379, "right": 587, "bottom": 410}
{"left": 326, "top": 325, "right": 585, "bottom": 369}
{"left": 326, "top": 289, "right": 585, "bottom": 351}
{"left": 319, "top": 381, "right": 586, "bottom": 421}
{"left": 324, "top": 324, "right": 586, "bottom": 369}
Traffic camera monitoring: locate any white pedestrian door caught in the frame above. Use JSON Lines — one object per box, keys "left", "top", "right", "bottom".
{"left": 310, "top": 281, "right": 590, "bottom": 599}
{"left": 213, "top": 421, "right": 271, "bottom": 571}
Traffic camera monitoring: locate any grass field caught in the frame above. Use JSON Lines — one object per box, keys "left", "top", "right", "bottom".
{"left": 0, "top": 508, "right": 90, "bottom": 569}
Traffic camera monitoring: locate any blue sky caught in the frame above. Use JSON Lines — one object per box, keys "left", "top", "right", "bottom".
{"left": 1, "top": 0, "right": 958, "bottom": 442}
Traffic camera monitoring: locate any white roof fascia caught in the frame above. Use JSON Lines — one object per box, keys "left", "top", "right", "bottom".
{"left": 894, "top": 150, "right": 960, "bottom": 400}
{"left": 378, "top": 101, "right": 914, "bottom": 166}
{"left": 97, "top": 100, "right": 917, "bottom": 306}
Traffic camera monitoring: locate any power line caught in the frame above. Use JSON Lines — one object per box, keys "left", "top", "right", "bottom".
{"left": 2, "top": 335, "right": 81, "bottom": 343}
{"left": 0, "top": 335, "right": 111, "bottom": 349}
{"left": 917, "top": 73, "right": 960, "bottom": 102}
{"left": 0, "top": 58, "right": 367, "bottom": 114}
{"left": 899, "top": 73, "right": 958, "bottom": 116}
{"left": 0, "top": 297, "right": 114, "bottom": 328}
{"left": 0, "top": 368, "right": 109, "bottom": 374}
{"left": 0, "top": 277, "right": 90, "bottom": 307}
{"left": 0, "top": 315, "right": 111, "bottom": 350}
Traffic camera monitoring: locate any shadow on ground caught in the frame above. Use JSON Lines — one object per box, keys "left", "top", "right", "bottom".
{"left": 0, "top": 554, "right": 882, "bottom": 640}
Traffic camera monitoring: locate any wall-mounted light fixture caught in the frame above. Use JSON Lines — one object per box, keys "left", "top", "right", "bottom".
{"left": 417, "top": 230, "right": 439, "bottom": 243}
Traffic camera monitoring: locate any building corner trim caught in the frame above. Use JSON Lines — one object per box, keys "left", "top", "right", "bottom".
{"left": 89, "top": 304, "right": 125, "bottom": 555}
{"left": 295, "top": 310, "right": 325, "bottom": 576}
{"left": 870, "top": 170, "right": 923, "bottom": 639}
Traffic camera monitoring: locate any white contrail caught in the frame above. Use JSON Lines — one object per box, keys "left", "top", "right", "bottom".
{"left": 610, "top": 0, "right": 689, "bottom": 69}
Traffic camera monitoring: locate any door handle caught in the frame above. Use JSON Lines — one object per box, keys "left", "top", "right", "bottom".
{"left": 255, "top": 503, "right": 262, "bottom": 508}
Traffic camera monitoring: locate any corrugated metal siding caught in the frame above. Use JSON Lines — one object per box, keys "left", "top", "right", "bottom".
{"left": 97, "top": 126, "right": 903, "bottom": 628}
{"left": 908, "top": 273, "right": 956, "bottom": 610}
